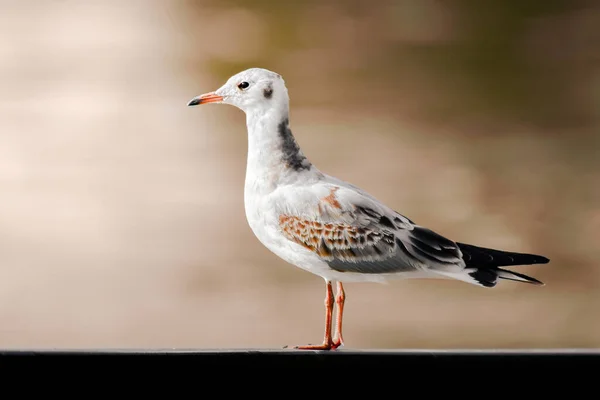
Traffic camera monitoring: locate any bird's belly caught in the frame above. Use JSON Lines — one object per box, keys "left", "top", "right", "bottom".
{"left": 246, "top": 211, "right": 316, "bottom": 266}
{"left": 244, "top": 197, "right": 330, "bottom": 277}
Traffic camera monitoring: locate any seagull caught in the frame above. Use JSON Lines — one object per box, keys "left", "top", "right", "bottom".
{"left": 187, "top": 67, "right": 550, "bottom": 351}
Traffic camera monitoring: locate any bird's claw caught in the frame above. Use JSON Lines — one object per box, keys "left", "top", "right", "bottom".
{"left": 332, "top": 337, "right": 344, "bottom": 350}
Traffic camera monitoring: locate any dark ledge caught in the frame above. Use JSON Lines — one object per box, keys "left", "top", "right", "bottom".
{"left": 1, "top": 348, "right": 593, "bottom": 392}
{"left": 2, "top": 348, "right": 599, "bottom": 367}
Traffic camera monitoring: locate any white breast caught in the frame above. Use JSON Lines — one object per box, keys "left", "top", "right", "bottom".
{"left": 244, "top": 179, "right": 336, "bottom": 278}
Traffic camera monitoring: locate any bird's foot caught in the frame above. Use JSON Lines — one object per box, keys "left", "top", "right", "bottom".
{"left": 331, "top": 336, "right": 344, "bottom": 350}
{"left": 283, "top": 341, "right": 337, "bottom": 351}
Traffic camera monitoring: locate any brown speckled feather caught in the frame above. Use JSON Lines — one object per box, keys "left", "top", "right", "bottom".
{"left": 279, "top": 215, "right": 396, "bottom": 262}
{"left": 276, "top": 184, "right": 464, "bottom": 274}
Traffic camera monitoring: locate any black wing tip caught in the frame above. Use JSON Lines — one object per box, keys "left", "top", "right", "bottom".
{"left": 517, "top": 251, "right": 550, "bottom": 265}
{"left": 457, "top": 242, "right": 550, "bottom": 267}
{"left": 499, "top": 268, "right": 545, "bottom": 286}
{"left": 527, "top": 277, "right": 546, "bottom": 286}
{"left": 511, "top": 253, "right": 550, "bottom": 266}
{"left": 469, "top": 268, "right": 545, "bottom": 287}
{"left": 535, "top": 255, "right": 550, "bottom": 265}
{"left": 517, "top": 253, "right": 550, "bottom": 265}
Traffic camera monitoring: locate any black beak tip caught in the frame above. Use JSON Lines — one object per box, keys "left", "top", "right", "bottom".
{"left": 187, "top": 98, "right": 201, "bottom": 107}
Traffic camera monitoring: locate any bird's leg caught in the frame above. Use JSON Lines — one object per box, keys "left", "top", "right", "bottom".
{"left": 332, "top": 281, "right": 346, "bottom": 349}
{"left": 289, "top": 280, "right": 334, "bottom": 350}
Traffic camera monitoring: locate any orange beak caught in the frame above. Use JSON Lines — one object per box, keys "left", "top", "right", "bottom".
{"left": 187, "top": 92, "right": 224, "bottom": 106}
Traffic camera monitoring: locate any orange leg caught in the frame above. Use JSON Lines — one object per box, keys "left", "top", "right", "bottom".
{"left": 287, "top": 280, "right": 334, "bottom": 350}
{"left": 332, "top": 282, "right": 346, "bottom": 349}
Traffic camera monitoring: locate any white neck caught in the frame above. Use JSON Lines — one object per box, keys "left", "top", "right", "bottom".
{"left": 244, "top": 104, "right": 319, "bottom": 196}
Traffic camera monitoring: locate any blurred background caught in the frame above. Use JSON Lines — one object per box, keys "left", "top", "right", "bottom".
{"left": 1, "top": 0, "right": 599, "bottom": 349}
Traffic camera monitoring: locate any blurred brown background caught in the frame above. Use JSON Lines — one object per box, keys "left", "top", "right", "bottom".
{"left": 1, "top": 0, "right": 599, "bottom": 349}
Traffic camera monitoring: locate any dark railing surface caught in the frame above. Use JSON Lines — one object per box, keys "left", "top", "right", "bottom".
{"left": 2, "top": 348, "right": 599, "bottom": 368}
{"left": 3, "top": 348, "right": 595, "bottom": 393}
{"left": 2, "top": 347, "right": 598, "bottom": 355}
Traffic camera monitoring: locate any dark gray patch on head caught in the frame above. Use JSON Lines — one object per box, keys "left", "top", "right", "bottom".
{"left": 263, "top": 82, "right": 273, "bottom": 99}
{"left": 277, "top": 118, "right": 311, "bottom": 171}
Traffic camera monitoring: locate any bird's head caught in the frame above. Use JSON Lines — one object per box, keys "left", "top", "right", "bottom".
{"left": 187, "top": 68, "right": 288, "bottom": 114}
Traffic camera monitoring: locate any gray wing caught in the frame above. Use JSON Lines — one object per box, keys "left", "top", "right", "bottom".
{"left": 278, "top": 189, "right": 465, "bottom": 274}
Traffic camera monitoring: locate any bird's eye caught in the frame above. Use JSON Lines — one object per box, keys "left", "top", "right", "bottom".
{"left": 237, "top": 81, "right": 250, "bottom": 90}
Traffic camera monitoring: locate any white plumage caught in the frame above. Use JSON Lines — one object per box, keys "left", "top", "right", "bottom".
{"left": 187, "top": 67, "right": 549, "bottom": 350}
